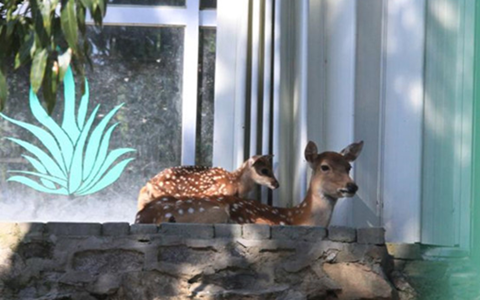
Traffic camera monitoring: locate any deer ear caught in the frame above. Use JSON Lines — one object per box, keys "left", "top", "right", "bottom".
{"left": 304, "top": 141, "right": 318, "bottom": 165}
{"left": 340, "top": 141, "right": 364, "bottom": 162}
{"left": 248, "top": 155, "right": 262, "bottom": 167}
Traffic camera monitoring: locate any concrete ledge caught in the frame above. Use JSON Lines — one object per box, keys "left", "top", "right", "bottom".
{"left": 242, "top": 224, "right": 271, "bottom": 240}
{"left": 215, "top": 224, "right": 242, "bottom": 238}
{"left": 357, "top": 227, "right": 385, "bottom": 245}
{"left": 159, "top": 223, "right": 214, "bottom": 239}
{"left": 46, "top": 222, "right": 102, "bottom": 236}
{"left": 328, "top": 226, "right": 356, "bottom": 243}
{"left": 130, "top": 224, "right": 158, "bottom": 235}
{"left": 102, "top": 223, "right": 130, "bottom": 236}
{"left": 271, "top": 225, "right": 327, "bottom": 242}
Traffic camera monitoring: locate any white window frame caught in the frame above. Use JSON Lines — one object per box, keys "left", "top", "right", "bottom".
{"left": 88, "top": 0, "right": 217, "bottom": 166}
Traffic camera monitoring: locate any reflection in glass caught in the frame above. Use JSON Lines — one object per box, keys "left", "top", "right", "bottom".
{"left": 195, "top": 29, "right": 216, "bottom": 166}
{"left": 200, "top": 0, "right": 217, "bottom": 10}
{"left": 0, "top": 25, "right": 184, "bottom": 222}
{"left": 108, "top": 0, "right": 185, "bottom": 6}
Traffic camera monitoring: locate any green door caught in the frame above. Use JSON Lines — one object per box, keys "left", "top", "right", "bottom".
{"left": 472, "top": 0, "right": 480, "bottom": 268}
{"left": 422, "top": 0, "right": 475, "bottom": 247}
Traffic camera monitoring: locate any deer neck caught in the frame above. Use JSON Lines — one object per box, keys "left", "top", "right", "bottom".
{"left": 293, "top": 189, "right": 337, "bottom": 227}
{"left": 231, "top": 161, "right": 255, "bottom": 197}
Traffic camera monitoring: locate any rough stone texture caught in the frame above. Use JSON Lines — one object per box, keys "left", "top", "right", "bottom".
{"left": 102, "top": 222, "right": 130, "bottom": 236}
{"left": 271, "top": 225, "right": 326, "bottom": 242}
{"left": 324, "top": 262, "right": 394, "bottom": 299}
{"left": 358, "top": 227, "right": 386, "bottom": 245}
{"left": 0, "top": 222, "right": 397, "bottom": 299}
{"left": 328, "top": 226, "right": 356, "bottom": 242}
{"left": 242, "top": 224, "right": 270, "bottom": 240}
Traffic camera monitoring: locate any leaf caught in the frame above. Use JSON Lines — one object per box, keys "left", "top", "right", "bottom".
{"left": 76, "top": 4, "right": 86, "bottom": 36}
{"left": 77, "top": 78, "right": 89, "bottom": 129}
{"left": 61, "top": 0, "right": 78, "bottom": 52}
{"left": 7, "top": 176, "right": 69, "bottom": 195}
{"left": 42, "top": 58, "right": 59, "bottom": 115}
{"left": 68, "top": 104, "right": 100, "bottom": 194}
{"left": 6, "top": 137, "right": 66, "bottom": 179}
{"left": 61, "top": 67, "right": 80, "bottom": 140}
{"left": 28, "top": 89, "right": 75, "bottom": 165}
{"left": 0, "top": 113, "right": 67, "bottom": 174}
{"left": 97, "top": 0, "right": 106, "bottom": 17}
{"left": 0, "top": 66, "right": 7, "bottom": 111}
{"left": 83, "top": 104, "right": 123, "bottom": 179}
{"left": 8, "top": 170, "right": 67, "bottom": 187}
{"left": 77, "top": 158, "right": 134, "bottom": 196}
{"left": 22, "top": 155, "right": 57, "bottom": 189}
{"left": 77, "top": 147, "right": 135, "bottom": 193}
{"left": 57, "top": 48, "right": 72, "bottom": 81}
{"left": 30, "top": 48, "right": 48, "bottom": 93}
{"left": 40, "top": 1, "right": 52, "bottom": 35}
{"left": 80, "top": 122, "right": 118, "bottom": 184}
{"left": 79, "top": 0, "right": 94, "bottom": 10}
{"left": 14, "top": 32, "right": 34, "bottom": 69}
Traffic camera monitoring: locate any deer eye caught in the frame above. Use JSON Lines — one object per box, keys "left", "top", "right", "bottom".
{"left": 347, "top": 166, "right": 352, "bottom": 172}
{"left": 260, "top": 168, "right": 270, "bottom": 176}
{"left": 320, "top": 165, "right": 330, "bottom": 172}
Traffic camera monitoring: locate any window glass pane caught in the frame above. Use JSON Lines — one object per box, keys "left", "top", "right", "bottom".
{"left": 107, "top": 0, "right": 185, "bottom": 6}
{"left": 195, "top": 28, "right": 216, "bottom": 166}
{"left": 0, "top": 25, "right": 184, "bottom": 222}
{"left": 200, "top": 0, "right": 217, "bottom": 10}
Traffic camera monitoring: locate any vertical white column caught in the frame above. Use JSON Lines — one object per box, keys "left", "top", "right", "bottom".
{"left": 323, "top": 0, "right": 357, "bottom": 226}
{"left": 213, "top": 0, "right": 249, "bottom": 171}
{"left": 382, "top": 0, "right": 425, "bottom": 243}
{"left": 181, "top": 0, "right": 200, "bottom": 165}
{"left": 261, "top": 0, "right": 274, "bottom": 203}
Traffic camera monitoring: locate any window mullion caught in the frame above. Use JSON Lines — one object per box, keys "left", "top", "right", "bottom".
{"left": 181, "top": 0, "right": 200, "bottom": 165}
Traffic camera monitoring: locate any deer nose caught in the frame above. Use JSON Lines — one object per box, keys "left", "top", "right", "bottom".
{"left": 346, "top": 182, "right": 358, "bottom": 194}
{"left": 271, "top": 180, "right": 279, "bottom": 189}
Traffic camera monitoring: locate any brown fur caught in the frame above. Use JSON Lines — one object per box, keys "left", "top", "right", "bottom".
{"left": 136, "top": 155, "right": 279, "bottom": 211}
{"left": 135, "top": 141, "right": 363, "bottom": 227}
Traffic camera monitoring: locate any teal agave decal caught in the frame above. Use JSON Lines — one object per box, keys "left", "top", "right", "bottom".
{"left": 0, "top": 67, "right": 136, "bottom": 196}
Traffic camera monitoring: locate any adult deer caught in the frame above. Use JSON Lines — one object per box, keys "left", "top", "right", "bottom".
{"left": 135, "top": 141, "right": 363, "bottom": 227}
{"left": 136, "top": 155, "right": 279, "bottom": 211}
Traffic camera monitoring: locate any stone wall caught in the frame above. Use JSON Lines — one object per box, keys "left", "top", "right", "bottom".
{"left": 0, "top": 222, "right": 397, "bottom": 299}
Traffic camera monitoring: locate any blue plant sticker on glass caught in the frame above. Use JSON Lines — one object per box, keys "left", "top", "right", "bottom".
{"left": 0, "top": 67, "right": 136, "bottom": 196}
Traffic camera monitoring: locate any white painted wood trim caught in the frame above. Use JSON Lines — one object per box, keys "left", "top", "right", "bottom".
{"left": 200, "top": 10, "right": 217, "bottom": 27}
{"left": 213, "top": 0, "right": 248, "bottom": 171}
{"left": 382, "top": 0, "right": 425, "bottom": 243}
{"left": 180, "top": 0, "right": 200, "bottom": 165}
{"left": 249, "top": 0, "right": 262, "bottom": 157}
{"left": 321, "top": 0, "right": 356, "bottom": 226}
{"left": 271, "top": 0, "right": 283, "bottom": 206}
{"left": 261, "top": 0, "right": 274, "bottom": 203}
{"left": 97, "top": 6, "right": 194, "bottom": 26}
{"left": 292, "top": 0, "right": 309, "bottom": 205}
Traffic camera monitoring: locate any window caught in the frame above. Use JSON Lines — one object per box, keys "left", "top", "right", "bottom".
{"left": 0, "top": 0, "right": 216, "bottom": 222}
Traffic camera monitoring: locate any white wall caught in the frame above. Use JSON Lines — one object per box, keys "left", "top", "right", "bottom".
{"left": 306, "top": 0, "right": 424, "bottom": 242}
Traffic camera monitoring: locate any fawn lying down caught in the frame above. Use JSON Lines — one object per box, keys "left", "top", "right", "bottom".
{"left": 136, "top": 155, "right": 279, "bottom": 211}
